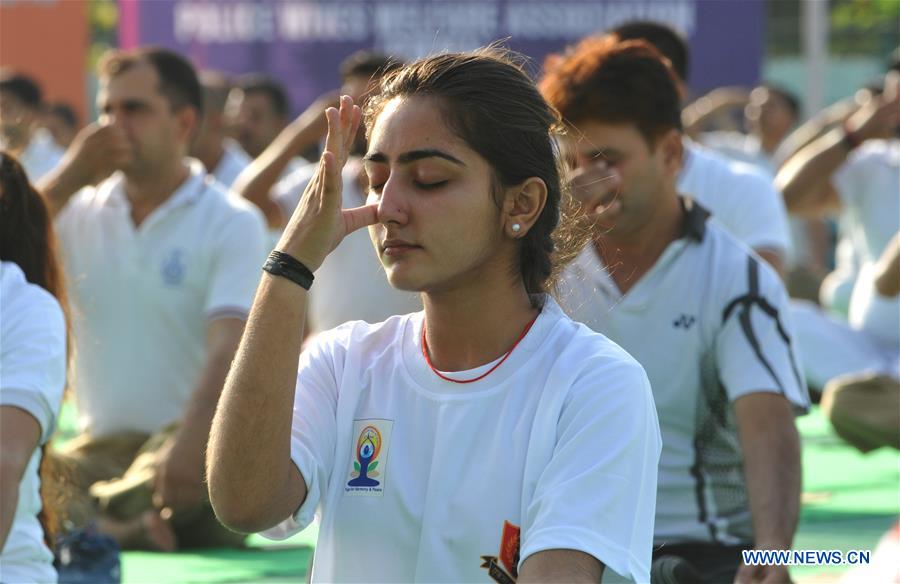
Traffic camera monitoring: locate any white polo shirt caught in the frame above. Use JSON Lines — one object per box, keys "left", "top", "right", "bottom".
{"left": 699, "top": 132, "right": 775, "bottom": 176}
{"left": 272, "top": 160, "right": 421, "bottom": 333}
{"left": 211, "top": 139, "right": 252, "bottom": 190}
{"left": 18, "top": 128, "right": 64, "bottom": 183}
{"left": 263, "top": 297, "right": 661, "bottom": 583}
{"left": 55, "top": 160, "right": 267, "bottom": 437}
{"left": 558, "top": 200, "right": 809, "bottom": 546}
{"left": 678, "top": 142, "right": 792, "bottom": 257}
{"left": 0, "top": 262, "right": 66, "bottom": 584}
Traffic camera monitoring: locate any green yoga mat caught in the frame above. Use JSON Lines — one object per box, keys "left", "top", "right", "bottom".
{"left": 119, "top": 530, "right": 317, "bottom": 583}
{"left": 790, "top": 408, "right": 899, "bottom": 580}
{"left": 54, "top": 404, "right": 898, "bottom": 583}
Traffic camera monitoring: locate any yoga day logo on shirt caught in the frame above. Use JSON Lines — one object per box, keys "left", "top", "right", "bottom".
{"left": 345, "top": 419, "right": 393, "bottom": 496}
{"left": 480, "top": 520, "right": 520, "bottom": 584}
{"left": 161, "top": 249, "right": 186, "bottom": 286}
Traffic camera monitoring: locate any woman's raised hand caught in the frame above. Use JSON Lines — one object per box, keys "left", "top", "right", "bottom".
{"left": 276, "top": 95, "right": 379, "bottom": 271}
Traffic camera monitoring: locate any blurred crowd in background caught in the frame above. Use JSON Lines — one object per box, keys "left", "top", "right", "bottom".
{"left": 1, "top": 0, "right": 898, "bottom": 582}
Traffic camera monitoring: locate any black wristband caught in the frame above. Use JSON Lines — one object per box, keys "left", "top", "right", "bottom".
{"left": 262, "top": 250, "right": 315, "bottom": 290}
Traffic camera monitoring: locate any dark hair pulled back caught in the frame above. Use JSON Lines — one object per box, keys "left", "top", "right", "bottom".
{"left": 364, "top": 48, "right": 583, "bottom": 300}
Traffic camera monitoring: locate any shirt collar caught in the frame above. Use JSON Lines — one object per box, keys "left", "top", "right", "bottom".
{"left": 681, "top": 196, "right": 710, "bottom": 242}
{"left": 100, "top": 158, "right": 210, "bottom": 212}
{"left": 567, "top": 196, "right": 708, "bottom": 306}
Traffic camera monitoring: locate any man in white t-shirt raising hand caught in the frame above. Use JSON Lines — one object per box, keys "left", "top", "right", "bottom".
{"left": 38, "top": 48, "right": 267, "bottom": 551}
{"left": 776, "top": 68, "right": 900, "bottom": 391}
{"left": 542, "top": 37, "right": 809, "bottom": 584}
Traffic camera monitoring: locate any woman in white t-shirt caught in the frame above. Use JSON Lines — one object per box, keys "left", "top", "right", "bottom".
{"left": 208, "top": 50, "right": 661, "bottom": 583}
{"left": 0, "top": 153, "right": 68, "bottom": 583}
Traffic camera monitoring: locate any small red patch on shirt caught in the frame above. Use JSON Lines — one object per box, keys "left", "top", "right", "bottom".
{"left": 499, "top": 521, "right": 521, "bottom": 578}
{"left": 481, "top": 520, "right": 521, "bottom": 583}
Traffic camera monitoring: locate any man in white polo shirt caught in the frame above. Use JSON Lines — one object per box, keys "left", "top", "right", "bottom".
{"left": 612, "top": 21, "right": 792, "bottom": 277}
{"left": 541, "top": 38, "right": 809, "bottom": 584}
{"left": 39, "top": 48, "right": 267, "bottom": 550}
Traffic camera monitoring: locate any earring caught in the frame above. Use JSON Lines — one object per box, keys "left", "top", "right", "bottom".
{"left": 511, "top": 223, "right": 521, "bottom": 233}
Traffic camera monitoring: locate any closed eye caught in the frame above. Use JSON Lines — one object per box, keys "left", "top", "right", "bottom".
{"left": 414, "top": 180, "right": 448, "bottom": 190}
{"left": 368, "top": 179, "right": 449, "bottom": 195}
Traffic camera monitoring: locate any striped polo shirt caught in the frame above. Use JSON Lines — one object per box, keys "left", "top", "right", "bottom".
{"left": 558, "top": 199, "right": 809, "bottom": 546}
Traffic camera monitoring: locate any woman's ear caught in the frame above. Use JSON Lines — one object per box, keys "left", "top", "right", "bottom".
{"left": 503, "top": 177, "right": 548, "bottom": 238}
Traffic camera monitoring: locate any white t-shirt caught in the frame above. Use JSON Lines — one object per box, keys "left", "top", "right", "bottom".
{"left": 263, "top": 297, "right": 661, "bottom": 583}
{"left": 678, "top": 142, "right": 792, "bottom": 257}
{"left": 211, "top": 139, "right": 252, "bottom": 190}
{"left": 833, "top": 139, "right": 900, "bottom": 325}
{"left": 699, "top": 133, "right": 817, "bottom": 268}
{"left": 0, "top": 262, "right": 66, "bottom": 584}
{"left": 18, "top": 128, "right": 65, "bottom": 183}
{"left": 791, "top": 300, "right": 899, "bottom": 388}
{"left": 700, "top": 132, "right": 775, "bottom": 176}
{"left": 272, "top": 160, "right": 420, "bottom": 332}
{"left": 55, "top": 160, "right": 267, "bottom": 436}
{"left": 849, "top": 263, "right": 900, "bottom": 348}
{"left": 832, "top": 139, "right": 899, "bottom": 265}
{"left": 558, "top": 200, "right": 809, "bottom": 546}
